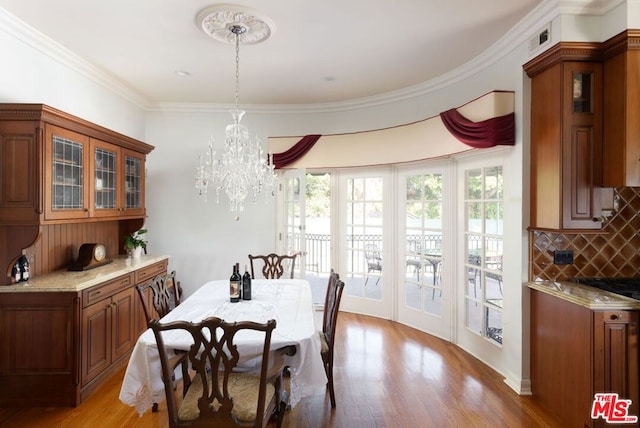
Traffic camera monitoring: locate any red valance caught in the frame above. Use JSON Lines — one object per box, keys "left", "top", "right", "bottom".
{"left": 273, "top": 134, "right": 322, "bottom": 169}
{"left": 439, "top": 109, "right": 515, "bottom": 149}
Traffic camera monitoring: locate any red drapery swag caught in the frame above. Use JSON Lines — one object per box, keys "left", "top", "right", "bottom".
{"left": 272, "top": 109, "right": 513, "bottom": 168}
{"left": 439, "top": 109, "right": 515, "bottom": 149}
{"left": 273, "top": 134, "right": 321, "bottom": 169}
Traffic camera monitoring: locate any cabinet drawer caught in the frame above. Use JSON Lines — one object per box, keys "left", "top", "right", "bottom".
{"left": 599, "top": 311, "right": 634, "bottom": 323}
{"left": 134, "top": 260, "right": 168, "bottom": 284}
{"left": 82, "top": 274, "right": 133, "bottom": 307}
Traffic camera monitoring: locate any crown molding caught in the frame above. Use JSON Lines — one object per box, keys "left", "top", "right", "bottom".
{"left": 1, "top": 1, "right": 622, "bottom": 115}
{"left": 0, "top": 6, "right": 150, "bottom": 109}
{"left": 152, "top": 0, "right": 563, "bottom": 114}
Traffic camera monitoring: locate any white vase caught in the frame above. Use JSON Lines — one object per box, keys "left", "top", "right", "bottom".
{"left": 131, "top": 246, "right": 143, "bottom": 259}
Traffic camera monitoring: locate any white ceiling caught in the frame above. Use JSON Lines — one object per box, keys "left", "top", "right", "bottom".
{"left": 0, "top": 0, "right": 542, "bottom": 106}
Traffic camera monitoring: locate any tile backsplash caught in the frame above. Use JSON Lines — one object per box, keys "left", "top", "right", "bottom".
{"left": 530, "top": 187, "right": 640, "bottom": 281}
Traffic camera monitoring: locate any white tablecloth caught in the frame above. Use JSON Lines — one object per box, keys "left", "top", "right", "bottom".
{"left": 119, "top": 279, "right": 327, "bottom": 415}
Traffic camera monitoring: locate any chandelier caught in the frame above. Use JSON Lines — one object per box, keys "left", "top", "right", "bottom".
{"left": 194, "top": 7, "right": 277, "bottom": 220}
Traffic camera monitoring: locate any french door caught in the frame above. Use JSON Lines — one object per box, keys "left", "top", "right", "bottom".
{"left": 396, "top": 163, "right": 452, "bottom": 340}
{"left": 277, "top": 169, "right": 306, "bottom": 278}
{"left": 337, "top": 169, "right": 391, "bottom": 319}
{"left": 277, "top": 151, "right": 508, "bottom": 373}
{"left": 278, "top": 169, "right": 334, "bottom": 306}
{"left": 456, "top": 154, "right": 505, "bottom": 368}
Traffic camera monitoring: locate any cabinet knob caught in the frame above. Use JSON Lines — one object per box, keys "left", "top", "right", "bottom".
{"left": 610, "top": 313, "right": 619, "bottom": 320}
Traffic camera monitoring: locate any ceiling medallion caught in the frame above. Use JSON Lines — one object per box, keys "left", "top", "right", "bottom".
{"left": 196, "top": 4, "right": 276, "bottom": 45}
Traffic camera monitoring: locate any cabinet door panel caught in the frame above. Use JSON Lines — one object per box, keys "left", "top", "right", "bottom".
{"left": 81, "top": 300, "right": 110, "bottom": 386}
{"left": 44, "top": 125, "right": 90, "bottom": 221}
{"left": 560, "top": 62, "right": 602, "bottom": 230}
{"left": 122, "top": 149, "right": 145, "bottom": 217}
{"left": 565, "top": 125, "right": 598, "bottom": 224}
{"left": 0, "top": 122, "right": 38, "bottom": 223}
{"left": 111, "top": 288, "right": 136, "bottom": 361}
{"left": 593, "top": 310, "right": 639, "bottom": 428}
{"left": 90, "top": 139, "right": 120, "bottom": 218}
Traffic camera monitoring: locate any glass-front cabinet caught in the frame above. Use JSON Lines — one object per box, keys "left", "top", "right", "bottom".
{"left": 44, "top": 125, "right": 90, "bottom": 220}
{"left": 92, "top": 141, "right": 118, "bottom": 216}
{"left": 44, "top": 125, "right": 146, "bottom": 221}
{"left": 123, "top": 149, "right": 145, "bottom": 216}
{"left": 90, "top": 140, "right": 146, "bottom": 218}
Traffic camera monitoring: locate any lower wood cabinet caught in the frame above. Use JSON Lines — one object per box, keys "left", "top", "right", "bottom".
{"left": 592, "top": 310, "right": 639, "bottom": 428}
{"left": 0, "top": 292, "right": 79, "bottom": 406}
{"left": 81, "top": 286, "right": 136, "bottom": 387}
{"left": 0, "top": 258, "right": 167, "bottom": 407}
{"left": 531, "top": 289, "right": 639, "bottom": 427}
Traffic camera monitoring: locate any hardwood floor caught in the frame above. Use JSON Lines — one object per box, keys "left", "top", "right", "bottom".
{"left": 0, "top": 312, "right": 564, "bottom": 427}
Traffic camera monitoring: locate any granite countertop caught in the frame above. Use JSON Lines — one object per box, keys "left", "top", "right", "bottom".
{"left": 0, "top": 255, "right": 169, "bottom": 293}
{"left": 528, "top": 280, "right": 640, "bottom": 310}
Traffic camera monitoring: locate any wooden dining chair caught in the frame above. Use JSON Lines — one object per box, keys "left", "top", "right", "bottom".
{"left": 319, "top": 269, "right": 345, "bottom": 408}
{"left": 135, "top": 270, "right": 183, "bottom": 323}
{"left": 150, "top": 316, "right": 289, "bottom": 428}
{"left": 248, "top": 253, "right": 297, "bottom": 279}
{"left": 135, "top": 270, "right": 184, "bottom": 412}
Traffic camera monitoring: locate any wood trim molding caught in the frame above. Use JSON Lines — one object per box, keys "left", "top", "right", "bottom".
{"left": 525, "top": 30, "right": 640, "bottom": 77}
{"left": 523, "top": 42, "right": 602, "bottom": 77}
{"left": 0, "top": 104, "right": 154, "bottom": 154}
{"left": 602, "top": 29, "right": 640, "bottom": 58}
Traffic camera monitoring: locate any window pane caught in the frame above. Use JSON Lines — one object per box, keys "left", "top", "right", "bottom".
{"left": 403, "top": 172, "right": 444, "bottom": 318}
{"left": 466, "top": 169, "right": 482, "bottom": 199}
{"left": 484, "top": 166, "right": 503, "bottom": 200}
{"left": 463, "top": 165, "right": 504, "bottom": 346}
{"left": 346, "top": 176, "right": 384, "bottom": 301}
{"left": 366, "top": 177, "right": 383, "bottom": 200}
{"left": 466, "top": 202, "right": 482, "bottom": 233}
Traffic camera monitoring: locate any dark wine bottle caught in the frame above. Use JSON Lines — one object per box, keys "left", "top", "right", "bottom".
{"left": 242, "top": 265, "right": 252, "bottom": 300}
{"left": 19, "top": 256, "right": 29, "bottom": 282}
{"left": 229, "top": 264, "right": 241, "bottom": 303}
{"left": 236, "top": 263, "right": 242, "bottom": 299}
{"left": 11, "top": 261, "right": 21, "bottom": 284}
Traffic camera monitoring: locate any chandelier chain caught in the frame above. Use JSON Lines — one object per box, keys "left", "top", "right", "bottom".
{"left": 234, "top": 30, "right": 240, "bottom": 112}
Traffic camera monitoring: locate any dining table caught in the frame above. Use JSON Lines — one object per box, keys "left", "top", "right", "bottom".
{"left": 119, "top": 278, "right": 328, "bottom": 416}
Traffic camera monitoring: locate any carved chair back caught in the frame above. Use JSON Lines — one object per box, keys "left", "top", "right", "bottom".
{"left": 136, "top": 270, "right": 183, "bottom": 323}
{"left": 248, "top": 253, "right": 297, "bottom": 279}
{"left": 150, "top": 316, "right": 286, "bottom": 427}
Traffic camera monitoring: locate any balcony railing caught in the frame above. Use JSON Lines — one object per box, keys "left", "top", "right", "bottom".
{"left": 296, "top": 233, "right": 502, "bottom": 274}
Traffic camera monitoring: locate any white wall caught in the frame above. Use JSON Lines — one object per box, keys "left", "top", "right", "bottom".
{"left": 0, "top": 8, "right": 146, "bottom": 139}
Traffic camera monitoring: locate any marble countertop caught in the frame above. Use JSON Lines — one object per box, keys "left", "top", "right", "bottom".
{"left": 0, "top": 255, "right": 169, "bottom": 293}
{"left": 528, "top": 280, "right": 640, "bottom": 310}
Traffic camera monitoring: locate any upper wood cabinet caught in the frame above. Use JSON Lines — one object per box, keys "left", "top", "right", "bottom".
{"left": 524, "top": 43, "right": 604, "bottom": 231}
{"left": 0, "top": 104, "right": 154, "bottom": 225}
{"left": 602, "top": 30, "right": 640, "bottom": 187}
{"left": 0, "top": 120, "right": 38, "bottom": 224}
{"left": 90, "top": 139, "right": 146, "bottom": 218}
{"left": 44, "top": 124, "right": 91, "bottom": 221}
